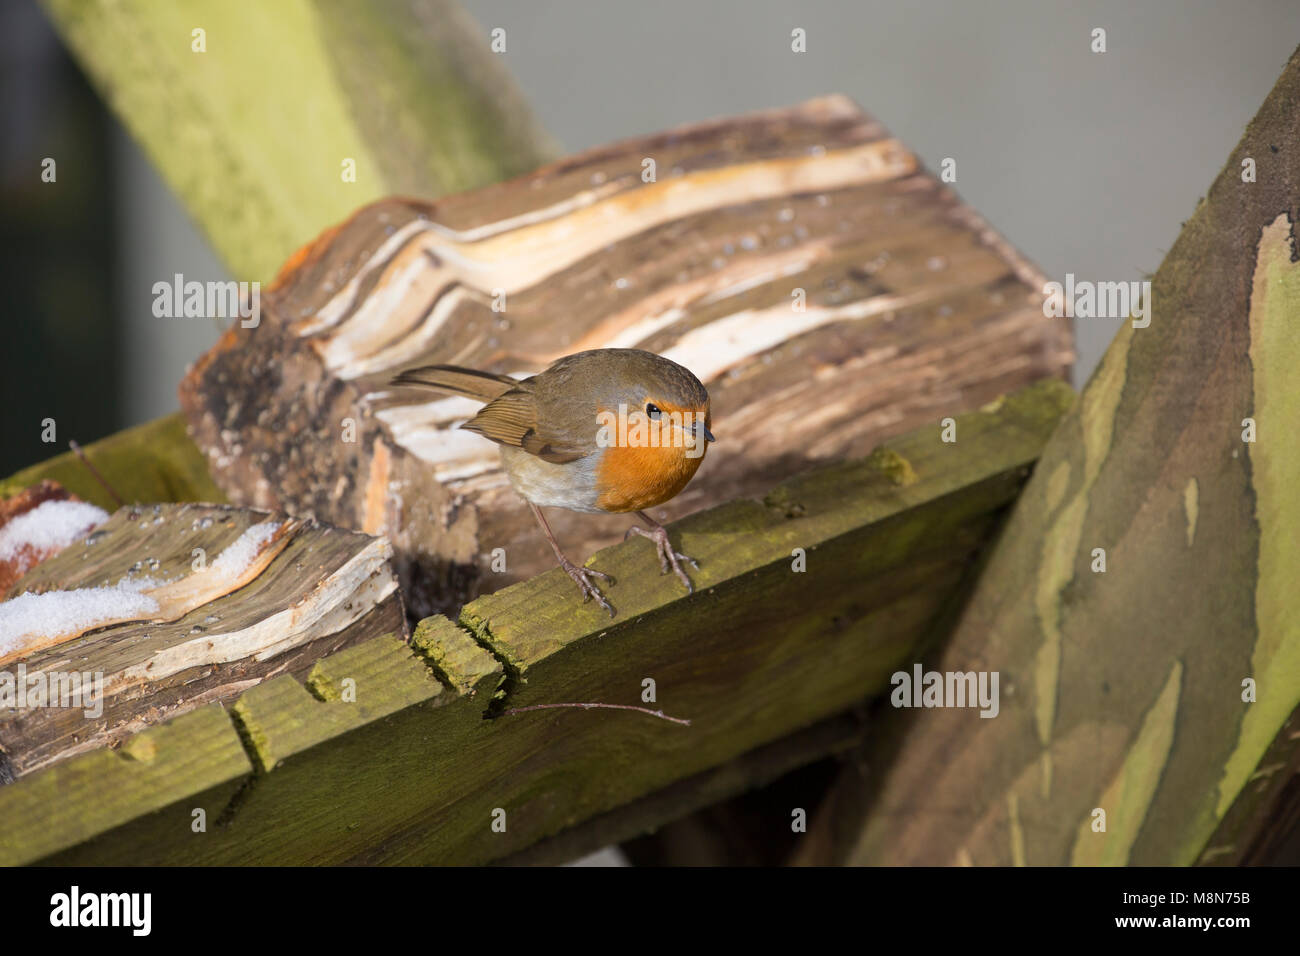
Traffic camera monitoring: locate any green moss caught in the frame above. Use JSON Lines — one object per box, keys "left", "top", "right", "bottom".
{"left": 0, "top": 704, "right": 250, "bottom": 865}
{"left": 410, "top": 615, "right": 503, "bottom": 695}
{"left": 867, "top": 447, "right": 918, "bottom": 486}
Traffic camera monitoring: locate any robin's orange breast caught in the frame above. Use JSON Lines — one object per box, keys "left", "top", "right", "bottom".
{"left": 595, "top": 442, "right": 705, "bottom": 513}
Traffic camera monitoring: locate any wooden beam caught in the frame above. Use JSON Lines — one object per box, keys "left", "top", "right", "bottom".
{"left": 0, "top": 414, "right": 222, "bottom": 513}
{"left": 0, "top": 703, "right": 250, "bottom": 865}
{"left": 499, "top": 710, "right": 867, "bottom": 866}
{"left": 0, "top": 380, "right": 1070, "bottom": 864}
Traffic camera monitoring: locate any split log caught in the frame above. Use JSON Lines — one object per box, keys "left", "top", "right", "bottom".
{"left": 795, "top": 46, "right": 1300, "bottom": 866}
{"left": 180, "top": 96, "right": 1073, "bottom": 617}
{"left": 0, "top": 502, "right": 405, "bottom": 780}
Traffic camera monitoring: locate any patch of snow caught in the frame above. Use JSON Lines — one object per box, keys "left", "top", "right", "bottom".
{"left": 0, "top": 587, "right": 160, "bottom": 658}
{"left": 207, "top": 521, "right": 279, "bottom": 581}
{"left": 0, "top": 518, "right": 281, "bottom": 658}
{"left": 0, "top": 500, "right": 109, "bottom": 562}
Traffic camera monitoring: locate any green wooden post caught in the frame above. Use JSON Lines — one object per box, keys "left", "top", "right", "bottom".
{"left": 39, "top": 0, "right": 559, "bottom": 283}
{"left": 821, "top": 46, "right": 1300, "bottom": 867}
{"left": 0, "top": 414, "right": 222, "bottom": 510}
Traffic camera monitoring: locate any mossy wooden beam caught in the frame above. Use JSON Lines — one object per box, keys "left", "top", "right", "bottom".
{"left": 39, "top": 0, "right": 559, "bottom": 281}
{"left": 0, "top": 704, "right": 250, "bottom": 865}
{"left": 0, "top": 413, "right": 222, "bottom": 511}
{"left": 0, "top": 380, "right": 1070, "bottom": 864}
{"left": 804, "top": 46, "right": 1300, "bottom": 867}
{"left": 498, "top": 710, "right": 868, "bottom": 866}
{"left": 2, "top": 627, "right": 502, "bottom": 865}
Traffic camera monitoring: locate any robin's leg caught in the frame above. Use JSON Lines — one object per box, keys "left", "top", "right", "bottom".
{"left": 626, "top": 510, "right": 698, "bottom": 593}
{"left": 529, "top": 503, "right": 615, "bottom": 616}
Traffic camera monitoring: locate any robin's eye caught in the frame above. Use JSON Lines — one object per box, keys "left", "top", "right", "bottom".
{"left": 645, "top": 403, "right": 662, "bottom": 420}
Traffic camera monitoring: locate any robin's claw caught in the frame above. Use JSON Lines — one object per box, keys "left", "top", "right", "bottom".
{"left": 559, "top": 558, "right": 616, "bottom": 616}
{"left": 626, "top": 524, "right": 697, "bottom": 594}
{"left": 674, "top": 564, "right": 696, "bottom": 594}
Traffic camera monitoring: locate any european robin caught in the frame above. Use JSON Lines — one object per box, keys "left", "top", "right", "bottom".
{"left": 392, "top": 348, "right": 714, "bottom": 615}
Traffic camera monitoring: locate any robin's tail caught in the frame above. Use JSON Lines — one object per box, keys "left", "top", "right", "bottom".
{"left": 391, "top": 365, "right": 518, "bottom": 403}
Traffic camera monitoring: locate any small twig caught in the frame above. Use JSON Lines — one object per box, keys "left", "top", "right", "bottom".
{"left": 499, "top": 702, "right": 691, "bottom": 726}
{"left": 69, "top": 439, "right": 125, "bottom": 507}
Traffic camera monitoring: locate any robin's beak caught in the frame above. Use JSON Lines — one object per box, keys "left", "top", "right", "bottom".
{"left": 695, "top": 422, "right": 716, "bottom": 443}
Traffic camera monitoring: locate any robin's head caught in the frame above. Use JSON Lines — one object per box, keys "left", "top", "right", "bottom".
{"left": 587, "top": 349, "right": 714, "bottom": 449}
{"left": 560, "top": 349, "right": 712, "bottom": 513}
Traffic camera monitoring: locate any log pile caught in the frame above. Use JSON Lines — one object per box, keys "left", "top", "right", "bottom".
{"left": 0, "top": 382, "right": 1073, "bottom": 864}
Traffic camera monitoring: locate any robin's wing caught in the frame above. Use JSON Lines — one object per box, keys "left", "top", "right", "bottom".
{"left": 462, "top": 388, "right": 589, "bottom": 464}
{"left": 391, "top": 365, "right": 518, "bottom": 403}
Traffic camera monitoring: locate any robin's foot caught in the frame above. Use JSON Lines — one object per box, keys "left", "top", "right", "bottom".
{"left": 626, "top": 523, "right": 698, "bottom": 593}
{"left": 558, "top": 558, "right": 615, "bottom": 616}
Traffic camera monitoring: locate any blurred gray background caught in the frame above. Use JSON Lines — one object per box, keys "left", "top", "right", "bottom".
{"left": 3, "top": 0, "right": 1298, "bottom": 457}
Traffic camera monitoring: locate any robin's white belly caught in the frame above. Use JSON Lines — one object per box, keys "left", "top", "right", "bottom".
{"left": 500, "top": 446, "right": 604, "bottom": 513}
